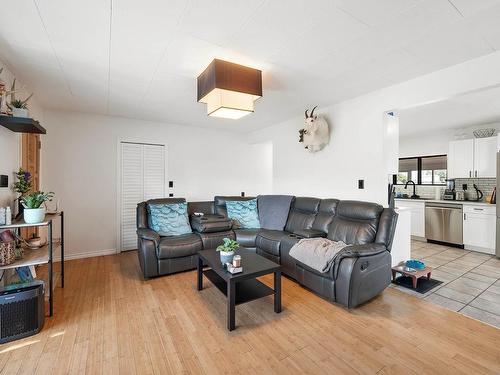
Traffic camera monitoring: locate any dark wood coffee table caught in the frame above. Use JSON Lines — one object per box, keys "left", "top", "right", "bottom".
{"left": 197, "top": 248, "right": 281, "bottom": 331}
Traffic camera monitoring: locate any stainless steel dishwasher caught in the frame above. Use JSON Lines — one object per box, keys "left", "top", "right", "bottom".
{"left": 425, "top": 202, "right": 463, "bottom": 245}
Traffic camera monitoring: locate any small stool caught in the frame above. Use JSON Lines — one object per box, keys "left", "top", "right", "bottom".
{"left": 392, "top": 265, "right": 432, "bottom": 289}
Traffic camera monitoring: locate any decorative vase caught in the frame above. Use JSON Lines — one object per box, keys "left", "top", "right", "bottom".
{"left": 219, "top": 250, "right": 234, "bottom": 265}
{"left": 12, "top": 108, "right": 29, "bottom": 118}
{"left": 23, "top": 207, "right": 45, "bottom": 224}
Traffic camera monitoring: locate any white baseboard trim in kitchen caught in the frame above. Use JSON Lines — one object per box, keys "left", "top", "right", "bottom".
{"left": 53, "top": 248, "right": 118, "bottom": 262}
{"left": 411, "top": 236, "right": 427, "bottom": 242}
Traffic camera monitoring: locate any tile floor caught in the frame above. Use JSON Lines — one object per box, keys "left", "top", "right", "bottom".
{"left": 391, "top": 240, "right": 500, "bottom": 329}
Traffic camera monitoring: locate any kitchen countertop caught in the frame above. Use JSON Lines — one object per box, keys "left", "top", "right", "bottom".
{"left": 394, "top": 197, "right": 495, "bottom": 207}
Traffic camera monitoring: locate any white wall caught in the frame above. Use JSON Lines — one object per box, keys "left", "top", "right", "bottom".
{"left": 399, "top": 130, "right": 451, "bottom": 158}
{"left": 250, "top": 51, "right": 500, "bottom": 204}
{"left": 41, "top": 110, "right": 272, "bottom": 258}
{"left": 0, "top": 60, "right": 43, "bottom": 210}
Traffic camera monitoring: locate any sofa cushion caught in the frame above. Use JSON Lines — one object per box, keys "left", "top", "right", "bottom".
{"left": 234, "top": 229, "right": 261, "bottom": 247}
{"left": 295, "top": 259, "right": 334, "bottom": 280}
{"left": 256, "top": 230, "right": 289, "bottom": 257}
{"left": 214, "top": 196, "right": 255, "bottom": 216}
{"left": 226, "top": 199, "right": 260, "bottom": 229}
{"left": 257, "top": 195, "right": 294, "bottom": 230}
{"left": 312, "top": 199, "right": 339, "bottom": 233}
{"left": 284, "top": 197, "right": 320, "bottom": 233}
{"left": 327, "top": 201, "right": 383, "bottom": 245}
{"left": 279, "top": 234, "right": 301, "bottom": 277}
{"left": 157, "top": 233, "right": 202, "bottom": 259}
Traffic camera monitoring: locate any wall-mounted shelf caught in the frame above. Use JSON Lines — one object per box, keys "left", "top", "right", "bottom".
{"left": 0, "top": 115, "right": 46, "bottom": 134}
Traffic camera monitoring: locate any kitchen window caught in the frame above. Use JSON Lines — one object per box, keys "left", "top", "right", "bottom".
{"left": 395, "top": 155, "right": 447, "bottom": 185}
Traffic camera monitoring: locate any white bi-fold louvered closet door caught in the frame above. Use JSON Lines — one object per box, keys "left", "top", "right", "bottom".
{"left": 120, "top": 142, "right": 166, "bottom": 251}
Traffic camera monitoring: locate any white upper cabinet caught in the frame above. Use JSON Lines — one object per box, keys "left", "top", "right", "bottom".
{"left": 448, "top": 139, "right": 474, "bottom": 179}
{"left": 448, "top": 136, "right": 496, "bottom": 179}
{"left": 473, "top": 137, "right": 497, "bottom": 178}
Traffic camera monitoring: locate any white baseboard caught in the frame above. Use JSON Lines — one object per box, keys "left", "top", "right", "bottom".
{"left": 53, "top": 248, "right": 117, "bottom": 262}
{"left": 410, "top": 236, "right": 427, "bottom": 242}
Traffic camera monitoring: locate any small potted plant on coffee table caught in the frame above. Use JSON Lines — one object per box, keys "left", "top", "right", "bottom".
{"left": 21, "top": 191, "right": 54, "bottom": 224}
{"left": 216, "top": 237, "right": 239, "bottom": 265}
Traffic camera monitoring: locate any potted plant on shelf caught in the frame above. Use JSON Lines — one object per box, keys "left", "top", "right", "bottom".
{"left": 216, "top": 237, "right": 239, "bottom": 265}
{"left": 6, "top": 78, "right": 33, "bottom": 118}
{"left": 13, "top": 168, "right": 32, "bottom": 219}
{"left": 21, "top": 191, "right": 54, "bottom": 224}
{"left": 8, "top": 96, "right": 32, "bottom": 118}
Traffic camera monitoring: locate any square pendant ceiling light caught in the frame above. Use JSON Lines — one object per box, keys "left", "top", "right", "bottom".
{"left": 197, "top": 59, "right": 262, "bottom": 119}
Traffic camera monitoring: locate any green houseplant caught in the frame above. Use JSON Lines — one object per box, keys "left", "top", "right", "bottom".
{"left": 21, "top": 191, "right": 54, "bottom": 224}
{"left": 7, "top": 78, "right": 33, "bottom": 117}
{"left": 216, "top": 237, "right": 239, "bottom": 265}
{"left": 13, "top": 168, "right": 32, "bottom": 219}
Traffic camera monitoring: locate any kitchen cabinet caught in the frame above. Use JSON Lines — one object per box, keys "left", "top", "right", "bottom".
{"left": 448, "top": 136, "right": 496, "bottom": 178}
{"left": 463, "top": 205, "right": 496, "bottom": 254}
{"left": 448, "top": 139, "right": 474, "bottom": 178}
{"left": 473, "top": 137, "right": 497, "bottom": 178}
{"left": 395, "top": 199, "right": 425, "bottom": 238}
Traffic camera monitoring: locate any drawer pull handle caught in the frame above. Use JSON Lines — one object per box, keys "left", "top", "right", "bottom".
{"left": 473, "top": 208, "right": 484, "bottom": 211}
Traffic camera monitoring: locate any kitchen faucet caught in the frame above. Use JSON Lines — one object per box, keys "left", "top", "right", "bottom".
{"left": 404, "top": 180, "right": 420, "bottom": 199}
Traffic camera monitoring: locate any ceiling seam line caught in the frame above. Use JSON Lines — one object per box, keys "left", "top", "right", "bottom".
{"left": 447, "top": 0, "right": 464, "bottom": 18}
{"left": 335, "top": 6, "right": 370, "bottom": 28}
{"left": 226, "top": 0, "right": 269, "bottom": 46}
{"left": 138, "top": 0, "right": 192, "bottom": 106}
{"left": 107, "top": 0, "right": 113, "bottom": 114}
{"left": 32, "top": 0, "right": 74, "bottom": 97}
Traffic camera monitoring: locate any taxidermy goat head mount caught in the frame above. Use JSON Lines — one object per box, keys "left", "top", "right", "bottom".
{"left": 299, "top": 106, "right": 330, "bottom": 152}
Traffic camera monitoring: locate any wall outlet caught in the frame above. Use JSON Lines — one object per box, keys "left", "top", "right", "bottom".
{"left": 168, "top": 181, "right": 173, "bottom": 188}
{"left": 358, "top": 180, "right": 364, "bottom": 189}
{"left": 241, "top": 192, "right": 245, "bottom": 197}
{"left": 168, "top": 193, "right": 174, "bottom": 197}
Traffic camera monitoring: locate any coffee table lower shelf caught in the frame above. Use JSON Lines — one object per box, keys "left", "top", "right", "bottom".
{"left": 203, "top": 269, "right": 274, "bottom": 305}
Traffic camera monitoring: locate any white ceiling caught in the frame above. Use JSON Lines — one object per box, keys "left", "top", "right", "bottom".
{"left": 1, "top": 0, "right": 500, "bottom": 132}
{"left": 399, "top": 84, "right": 500, "bottom": 136}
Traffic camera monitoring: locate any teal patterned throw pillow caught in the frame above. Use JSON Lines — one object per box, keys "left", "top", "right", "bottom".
{"left": 226, "top": 199, "right": 260, "bottom": 229}
{"left": 147, "top": 202, "right": 192, "bottom": 236}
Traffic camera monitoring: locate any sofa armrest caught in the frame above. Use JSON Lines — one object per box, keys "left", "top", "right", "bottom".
{"left": 339, "top": 243, "right": 387, "bottom": 258}
{"left": 333, "top": 244, "right": 391, "bottom": 308}
{"left": 332, "top": 243, "right": 387, "bottom": 279}
{"left": 293, "top": 229, "right": 327, "bottom": 238}
{"left": 137, "top": 228, "right": 160, "bottom": 278}
{"left": 137, "top": 228, "right": 160, "bottom": 247}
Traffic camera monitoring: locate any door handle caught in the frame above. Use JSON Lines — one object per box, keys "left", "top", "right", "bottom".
{"left": 464, "top": 213, "right": 466, "bottom": 220}
{"left": 475, "top": 170, "right": 478, "bottom": 177}
{"left": 469, "top": 171, "right": 472, "bottom": 177}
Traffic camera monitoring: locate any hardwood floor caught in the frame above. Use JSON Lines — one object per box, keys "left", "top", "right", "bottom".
{"left": 1, "top": 251, "right": 500, "bottom": 375}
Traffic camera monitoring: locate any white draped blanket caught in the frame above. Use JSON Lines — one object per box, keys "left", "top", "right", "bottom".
{"left": 289, "top": 238, "right": 348, "bottom": 273}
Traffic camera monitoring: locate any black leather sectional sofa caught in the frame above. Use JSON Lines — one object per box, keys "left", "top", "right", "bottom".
{"left": 137, "top": 195, "right": 398, "bottom": 308}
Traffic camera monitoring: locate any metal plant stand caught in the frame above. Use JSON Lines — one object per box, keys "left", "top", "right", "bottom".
{"left": 0, "top": 212, "right": 65, "bottom": 316}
